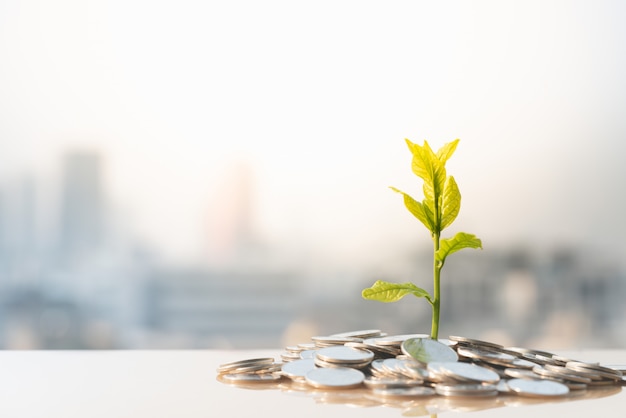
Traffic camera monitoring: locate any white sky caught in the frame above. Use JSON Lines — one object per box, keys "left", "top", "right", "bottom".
{"left": 1, "top": 0, "right": 626, "bottom": 268}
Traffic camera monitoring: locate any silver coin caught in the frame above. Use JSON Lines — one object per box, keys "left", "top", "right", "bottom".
{"left": 370, "top": 359, "right": 386, "bottom": 373}
{"left": 563, "top": 381, "right": 588, "bottom": 391}
{"left": 305, "top": 367, "right": 365, "bottom": 389}
{"left": 366, "top": 334, "right": 430, "bottom": 347}
{"left": 534, "top": 354, "right": 565, "bottom": 367}
{"left": 396, "top": 359, "right": 429, "bottom": 380}
{"left": 370, "top": 386, "right": 436, "bottom": 397}
{"left": 566, "top": 361, "right": 622, "bottom": 380}
{"left": 506, "top": 346, "right": 555, "bottom": 358}
{"left": 217, "top": 357, "right": 275, "bottom": 373}
{"left": 601, "top": 364, "right": 626, "bottom": 373}
{"left": 587, "top": 379, "right": 619, "bottom": 386}
{"left": 227, "top": 362, "right": 282, "bottom": 374}
{"left": 297, "top": 343, "right": 317, "bottom": 350}
{"left": 470, "top": 361, "right": 507, "bottom": 378}
{"left": 315, "top": 346, "right": 374, "bottom": 364}
{"left": 314, "top": 357, "right": 371, "bottom": 369}
{"left": 381, "top": 358, "right": 405, "bottom": 375}
{"left": 437, "top": 338, "right": 457, "bottom": 347}
{"left": 504, "top": 368, "right": 540, "bottom": 380}
{"left": 280, "top": 352, "right": 301, "bottom": 362}
{"left": 311, "top": 335, "right": 364, "bottom": 346}
{"left": 510, "top": 358, "right": 538, "bottom": 369}
{"left": 330, "top": 329, "right": 384, "bottom": 339}
{"left": 299, "top": 350, "right": 316, "bottom": 359}
{"left": 541, "top": 364, "right": 592, "bottom": 383}
{"left": 358, "top": 341, "right": 400, "bottom": 357}
{"left": 449, "top": 336, "right": 503, "bottom": 350}
{"left": 363, "top": 377, "right": 423, "bottom": 389}
{"left": 552, "top": 354, "right": 582, "bottom": 365}
{"left": 428, "top": 361, "right": 500, "bottom": 384}
{"left": 221, "top": 373, "right": 282, "bottom": 382}
{"left": 507, "top": 378, "right": 569, "bottom": 397}
{"left": 565, "top": 363, "right": 616, "bottom": 381}
{"left": 457, "top": 346, "right": 517, "bottom": 366}
{"left": 281, "top": 358, "right": 317, "bottom": 380}
{"left": 435, "top": 383, "right": 498, "bottom": 397}
{"left": 497, "top": 380, "right": 511, "bottom": 392}
{"left": 401, "top": 337, "right": 458, "bottom": 364}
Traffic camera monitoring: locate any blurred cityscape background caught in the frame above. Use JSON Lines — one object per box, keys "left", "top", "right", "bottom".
{"left": 1, "top": 1, "right": 625, "bottom": 350}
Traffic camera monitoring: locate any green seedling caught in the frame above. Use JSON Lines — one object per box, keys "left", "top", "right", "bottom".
{"left": 362, "top": 139, "right": 482, "bottom": 340}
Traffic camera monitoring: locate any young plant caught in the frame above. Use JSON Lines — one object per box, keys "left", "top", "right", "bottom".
{"left": 362, "top": 138, "right": 482, "bottom": 340}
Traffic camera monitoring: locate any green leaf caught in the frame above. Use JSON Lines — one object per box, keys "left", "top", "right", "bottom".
{"left": 405, "top": 140, "right": 440, "bottom": 187}
{"left": 436, "top": 139, "right": 459, "bottom": 165}
{"left": 362, "top": 280, "right": 432, "bottom": 304}
{"left": 440, "top": 176, "right": 461, "bottom": 231}
{"left": 390, "top": 187, "right": 435, "bottom": 233}
{"left": 436, "top": 232, "right": 482, "bottom": 263}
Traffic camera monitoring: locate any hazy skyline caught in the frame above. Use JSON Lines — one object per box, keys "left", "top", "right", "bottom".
{"left": 1, "top": 1, "right": 626, "bottom": 270}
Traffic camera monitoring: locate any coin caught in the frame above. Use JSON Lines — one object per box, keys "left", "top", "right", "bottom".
{"left": 602, "top": 364, "right": 626, "bottom": 373}
{"left": 316, "top": 346, "right": 374, "bottom": 364}
{"left": 330, "top": 329, "right": 384, "bottom": 339}
{"left": 363, "top": 377, "right": 423, "bottom": 389}
{"left": 456, "top": 346, "right": 517, "bottom": 367}
{"left": 504, "top": 368, "right": 540, "bottom": 380}
{"left": 510, "top": 358, "right": 538, "bottom": 369}
{"left": 428, "top": 361, "right": 500, "bottom": 384}
{"left": 366, "top": 334, "right": 430, "bottom": 347}
{"left": 305, "top": 367, "right": 365, "bottom": 389}
{"left": 541, "top": 364, "right": 593, "bottom": 384}
{"left": 297, "top": 343, "right": 317, "bottom": 350}
{"left": 221, "top": 373, "right": 282, "bottom": 383}
{"left": 347, "top": 342, "right": 398, "bottom": 358}
{"left": 227, "top": 362, "right": 282, "bottom": 374}
{"left": 401, "top": 337, "right": 458, "bottom": 364}
{"left": 566, "top": 361, "right": 623, "bottom": 380}
{"left": 506, "top": 378, "right": 569, "bottom": 397}
{"left": 358, "top": 341, "right": 400, "bottom": 357}
{"left": 299, "top": 350, "right": 316, "bottom": 359}
{"left": 380, "top": 358, "right": 405, "bottom": 376}
{"left": 435, "top": 383, "right": 498, "bottom": 397}
{"left": 506, "top": 346, "right": 556, "bottom": 358}
{"left": 281, "top": 358, "right": 317, "bottom": 380}
{"left": 280, "top": 352, "right": 301, "bottom": 362}
{"left": 449, "top": 336, "right": 503, "bottom": 350}
{"left": 370, "top": 386, "right": 436, "bottom": 397}
{"left": 311, "top": 335, "right": 364, "bottom": 347}
{"left": 314, "top": 357, "right": 371, "bottom": 370}
{"left": 217, "top": 357, "right": 275, "bottom": 374}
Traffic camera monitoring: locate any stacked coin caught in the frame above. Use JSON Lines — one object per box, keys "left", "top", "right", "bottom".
{"left": 218, "top": 330, "right": 624, "bottom": 399}
{"left": 216, "top": 357, "right": 283, "bottom": 383}
{"left": 314, "top": 345, "right": 375, "bottom": 369}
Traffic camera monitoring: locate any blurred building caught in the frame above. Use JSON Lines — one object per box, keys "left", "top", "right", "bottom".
{"left": 141, "top": 267, "right": 300, "bottom": 348}
{"left": 59, "top": 151, "right": 105, "bottom": 259}
{"left": 206, "top": 161, "right": 259, "bottom": 267}
{"left": 0, "top": 150, "right": 624, "bottom": 350}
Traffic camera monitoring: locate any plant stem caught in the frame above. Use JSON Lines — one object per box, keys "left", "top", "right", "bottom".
{"left": 431, "top": 231, "right": 441, "bottom": 340}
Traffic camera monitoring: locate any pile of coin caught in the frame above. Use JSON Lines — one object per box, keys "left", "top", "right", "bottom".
{"left": 217, "top": 330, "right": 625, "bottom": 399}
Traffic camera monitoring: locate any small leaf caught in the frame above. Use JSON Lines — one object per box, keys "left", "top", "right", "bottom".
{"left": 406, "top": 140, "right": 444, "bottom": 192}
{"left": 362, "top": 280, "right": 432, "bottom": 304}
{"left": 436, "top": 232, "right": 482, "bottom": 263}
{"left": 440, "top": 176, "right": 461, "bottom": 231}
{"left": 436, "top": 139, "right": 459, "bottom": 165}
{"left": 422, "top": 200, "right": 436, "bottom": 234}
{"left": 390, "top": 187, "right": 435, "bottom": 233}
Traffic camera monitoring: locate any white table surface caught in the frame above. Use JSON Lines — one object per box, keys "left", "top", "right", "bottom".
{"left": 0, "top": 349, "right": 624, "bottom": 418}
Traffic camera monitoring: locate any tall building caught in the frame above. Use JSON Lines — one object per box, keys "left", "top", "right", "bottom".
{"left": 59, "top": 151, "right": 105, "bottom": 258}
